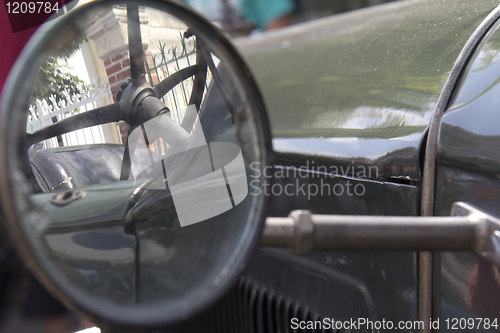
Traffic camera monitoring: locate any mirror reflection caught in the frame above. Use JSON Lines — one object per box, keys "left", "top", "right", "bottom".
{"left": 17, "top": 2, "right": 266, "bottom": 317}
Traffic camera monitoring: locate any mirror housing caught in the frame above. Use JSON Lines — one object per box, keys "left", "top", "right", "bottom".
{"left": 0, "top": 0, "right": 272, "bottom": 328}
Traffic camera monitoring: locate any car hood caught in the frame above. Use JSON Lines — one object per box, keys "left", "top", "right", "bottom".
{"left": 235, "top": 0, "right": 499, "bottom": 182}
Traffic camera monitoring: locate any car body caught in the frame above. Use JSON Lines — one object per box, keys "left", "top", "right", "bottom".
{"left": 179, "top": 1, "right": 500, "bottom": 332}
{"left": 2, "top": 0, "right": 500, "bottom": 332}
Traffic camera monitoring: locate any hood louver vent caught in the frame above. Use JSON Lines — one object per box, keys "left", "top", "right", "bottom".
{"left": 156, "top": 278, "right": 332, "bottom": 333}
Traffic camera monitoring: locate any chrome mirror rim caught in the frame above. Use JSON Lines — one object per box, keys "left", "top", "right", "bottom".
{"left": 0, "top": 0, "right": 273, "bottom": 327}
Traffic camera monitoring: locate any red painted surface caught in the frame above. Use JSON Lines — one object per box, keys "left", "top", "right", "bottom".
{"left": 0, "top": 2, "right": 37, "bottom": 98}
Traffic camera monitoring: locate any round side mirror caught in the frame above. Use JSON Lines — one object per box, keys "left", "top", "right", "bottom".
{"left": 0, "top": 0, "right": 272, "bottom": 327}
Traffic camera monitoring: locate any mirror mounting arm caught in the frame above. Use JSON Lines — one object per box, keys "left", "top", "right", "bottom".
{"left": 261, "top": 202, "right": 500, "bottom": 266}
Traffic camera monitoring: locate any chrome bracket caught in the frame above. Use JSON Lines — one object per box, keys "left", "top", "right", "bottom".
{"left": 452, "top": 202, "right": 500, "bottom": 266}
{"left": 261, "top": 202, "right": 500, "bottom": 266}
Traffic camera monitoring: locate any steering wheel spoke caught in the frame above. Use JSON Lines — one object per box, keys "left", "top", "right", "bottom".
{"left": 27, "top": 103, "right": 122, "bottom": 146}
{"left": 127, "top": 5, "right": 146, "bottom": 79}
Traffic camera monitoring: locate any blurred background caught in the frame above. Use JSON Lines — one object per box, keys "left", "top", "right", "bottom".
{"left": 182, "top": 0, "right": 398, "bottom": 37}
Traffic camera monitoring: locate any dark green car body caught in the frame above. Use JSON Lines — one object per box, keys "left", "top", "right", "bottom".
{"left": 3, "top": 0, "right": 500, "bottom": 332}
{"left": 205, "top": 0, "right": 500, "bottom": 332}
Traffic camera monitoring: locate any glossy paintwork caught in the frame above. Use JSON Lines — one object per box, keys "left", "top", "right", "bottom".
{"left": 233, "top": 1, "right": 500, "bottom": 332}
{"left": 243, "top": 166, "right": 419, "bottom": 327}
{"left": 236, "top": 0, "right": 500, "bottom": 181}
{"left": 28, "top": 181, "right": 143, "bottom": 305}
{"left": 439, "top": 19, "right": 500, "bottom": 177}
{"left": 436, "top": 17, "right": 500, "bottom": 333}
{"left": 24, "top": 170, "right": 267, "bottom": 313}
{"left": 130, "top": 189, "right": 262, "bottom": 309}
{"left": 29, "top": 180, "right": 143, "bottom": 231}
{"left": 435, "top": 166, "right": 500, "bottom": 332}
{"left": 24, "top": 160, "right": 268, "bottom": 318}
